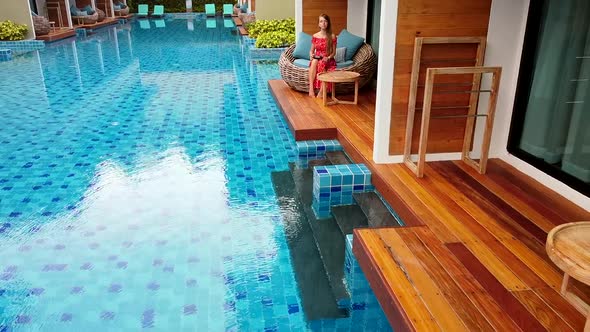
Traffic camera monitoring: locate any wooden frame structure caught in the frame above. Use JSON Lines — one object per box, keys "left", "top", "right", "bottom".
{"left": 403, "top": 36, "right": 489, "bottom": 178}
{"left": 405, "top": 66, "right": 501, "bottom": 177}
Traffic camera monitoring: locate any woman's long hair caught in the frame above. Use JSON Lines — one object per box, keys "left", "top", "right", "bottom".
{"left": 320, "top": 14, "right": 333, "bottom": 55}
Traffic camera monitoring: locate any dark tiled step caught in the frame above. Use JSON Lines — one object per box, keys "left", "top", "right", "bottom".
{"left": 288, "top": 162, "right": 350, "bottom": 305}
{"left": 325, "top": 151, "right": 351, "bottom": 165}
{"left": 271, "top": 171, "right": 347, "bottom": 320}
{"left": 331, "top": 205, "right": 369, "bottom": 236}
{"left": 353, "top": 192, "right": 402, "bottom": 228}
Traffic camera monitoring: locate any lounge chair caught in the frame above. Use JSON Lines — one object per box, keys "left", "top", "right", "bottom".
{"left": 139, "top": 19, "right": 150, "bottom": 29}
{"left": 205, "top": 4, "right": 215, "bottom": 16}
{"left": 152, "top": 5, "right": 164, "bottom": 18}
{"left": 222, "top": 4, "right": 233, "bottom": 16}
{"left": 137, "top": 4, "right": 149, "bottom": 18}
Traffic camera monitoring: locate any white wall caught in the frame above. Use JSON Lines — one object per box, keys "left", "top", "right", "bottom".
{"left": 347, "top": 0, "right": 367, "bottom": 38}
{"left": 256, "top": 0, "right": 294, "bottom": 20}
{"left": 0, "top": 0, "right": 35, "bottom": 39}
{"left": 484, "top": 0, "right": 590, "bottom": 210}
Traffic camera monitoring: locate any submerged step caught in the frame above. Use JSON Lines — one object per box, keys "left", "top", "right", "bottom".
{"left": 325, "top": 151, "right": 351, "bottom": 165}
{"left": 332, "top": 205, "right": 368, "bottom": 236}
{"left": 271, "top": 171, "right": 347, "bottom": 320}
{"left": 288, "top": 163, "right": 351, "bottom": 307}
{"left": 353, "top": 192, "right": 403, "bottom": 227}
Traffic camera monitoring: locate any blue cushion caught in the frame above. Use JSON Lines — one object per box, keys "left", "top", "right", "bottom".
{"left": 338, "top": 29, "right": 364, "bottom": 61}
{"left": 83, "top": 5, "right": 95, "bottom": 15}
{"left": 336, "top": 60, "right": 354, "bottom": 69}
{"left": 293, "top": 58, "right": 310, "bottom": 68}
{"left": 240, "top": 4, "right": 247, "bottom": 13}
{"left": 113, "top": 4, "right": 121, "bottom": 10}
{"left": 293, "top": 32, "right": 312, "bottom": 59}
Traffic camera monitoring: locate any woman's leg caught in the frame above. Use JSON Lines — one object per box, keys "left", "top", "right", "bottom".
{"left": 308, "top": 59, "right": 318, "bottom": 97}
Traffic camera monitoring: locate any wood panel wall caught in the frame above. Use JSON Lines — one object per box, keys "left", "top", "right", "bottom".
{"left": 389, "top": 0, "right": 492, "bottom": 155}
{"left": 301, "top": 0, "right": 347, "bottom": 35}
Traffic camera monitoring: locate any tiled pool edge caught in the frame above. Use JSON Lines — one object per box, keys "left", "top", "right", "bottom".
{"left": 0, "top": 40, "right": 44, "bottom": 57}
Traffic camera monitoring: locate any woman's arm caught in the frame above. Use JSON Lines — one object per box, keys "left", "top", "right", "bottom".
{"left": 309, "top": 42, "right": 316, "bottom": 59}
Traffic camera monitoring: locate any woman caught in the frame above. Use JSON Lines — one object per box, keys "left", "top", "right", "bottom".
{"left": 308, "top": 14, "right": 337, "bottom": 97}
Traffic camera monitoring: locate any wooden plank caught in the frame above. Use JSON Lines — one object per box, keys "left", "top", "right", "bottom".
{"left": 488, "top": 160, "right": 590, "bottom": 222}
{"left": 447, "top": 242, "right": 547, "bottom": 331}
{"left": 512, "top": 290, "right": 576, "bottom": 331}
{"left": 413, "top": 227, "right": 522, "bottom": 331}
{"left": 452, "top": 160, "right": 560, "bottom": 233}
{"left": 377, "top": 229, "right": 469, "bottom": 331}
{"left": 393, "top": 164, "right": 529, "bottom": 291}
{"left": 535, "top": 287, "right": 587, "bottom": 330}
{"left": 268, "top": 80, "right": 337, "bottom": 140}
{"left": 354, "top": 228, "right": 440, "bottom": 332}
{"left": 395, "top": 228, "right": 495, "bottom": 331}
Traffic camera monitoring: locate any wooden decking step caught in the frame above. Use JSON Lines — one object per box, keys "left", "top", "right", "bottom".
{"left": 238, "top": 26, "right": 248, "bottom": 36}
{"left": 233, "top": 17, "right": 243, "bottom": 26}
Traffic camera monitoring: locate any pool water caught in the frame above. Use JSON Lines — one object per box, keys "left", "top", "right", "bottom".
{"left": 0, "top": 18, "right": 387, "bottom": 331}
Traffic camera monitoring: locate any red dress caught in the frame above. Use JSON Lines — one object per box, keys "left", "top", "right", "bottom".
{"left": 310, "top": 36, "right": 337, "bottom": 90}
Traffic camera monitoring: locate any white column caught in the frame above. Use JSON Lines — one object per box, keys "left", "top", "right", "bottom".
{"left": 372, "top": 0, "right": 399, "bottom": 163}
{"left": 295, "top": 0, "right": 302, "bottom": 40}
{"left": 347, "top": 0, "right": 367, "bottom": 38}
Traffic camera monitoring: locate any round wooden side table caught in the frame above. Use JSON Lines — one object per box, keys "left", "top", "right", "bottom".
{"left": 317, "top": 71, "right": 360, "bottom": 106}
{"left": 546, "top": 221, "right": 590, "bottom": 331}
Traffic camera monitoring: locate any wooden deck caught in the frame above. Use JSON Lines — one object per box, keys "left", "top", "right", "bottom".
{"left": 268, "top": 79, "right": 590, "bottom": 331}
{"left": 35, "top": 28, "right": 76, "bottom": 42}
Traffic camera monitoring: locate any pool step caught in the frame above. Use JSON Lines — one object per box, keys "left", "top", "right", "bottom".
{"left": 353, "top": 192, "right": 403, "bottom": 227}
{"left": 331, "top": 205, "right": 369, "bottom": 236}
{"left": 288, "top": 162, "right": 351, "bottom": 308}
{"left": 271, "top": 171, "right": 347, "bottom": 320}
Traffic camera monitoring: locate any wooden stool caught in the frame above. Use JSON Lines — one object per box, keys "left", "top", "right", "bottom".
{"left": 546, "top": 221, "right": 590, "bottom": 331}
{"left": 317, "top": 71, "right": 360, "bottom": 106}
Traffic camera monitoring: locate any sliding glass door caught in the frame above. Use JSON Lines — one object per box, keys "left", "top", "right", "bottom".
{"left": 509, "top": 0, "right": 590, "bottom": 196}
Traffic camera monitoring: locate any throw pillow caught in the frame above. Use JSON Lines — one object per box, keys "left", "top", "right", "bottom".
{"left": 83, "top": 5, "right": 95, "bottom": 15}
{"left": 240, "top": 4, "right": 247, "bottom": 13}
{"left": 338, "top": 29, "right": 364, "bottom": 61}
{"left": 113, "top": 4, "right": 121, "bottom": 10}
{"left": 292, "top": 32, "right": 312, "bottom": 59}
{"left": 79, "top": 11, "right": 88, "bottom": 16}
{"left": 335, "top": 47, "right": 346, "bottom": 63}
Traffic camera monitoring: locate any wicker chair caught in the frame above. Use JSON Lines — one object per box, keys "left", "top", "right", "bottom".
{"left": 96, "top": 8, "right": 106, "bottom": 22}
{"left": 72, "top": 12, "right": 99, "bottom": 25}
{"left": 32, "top": 15, "right": 51, "bottom": 36}
{"left": 279, "top": 43, "right": 377, "bottom": 94}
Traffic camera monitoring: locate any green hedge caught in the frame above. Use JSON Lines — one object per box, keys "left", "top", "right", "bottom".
{"left": 126, "top": 0, "right": 236, "bottom": 13}
{"left": 247, "top": 18, "right": 295, "bottom": 48}
{"left": 0, "top": 20, "right": 28, "bottom": 41}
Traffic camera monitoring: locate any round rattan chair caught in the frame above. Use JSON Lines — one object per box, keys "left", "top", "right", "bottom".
{"left": 96, "top": 8, "right": 106, "bottom": 22}
{"left": 32, "top": 16, "right": 51, "bottom": 36}
{"left": 73, "top": 12, "right": 98, "bottom": 25}
{"left": 279, "top": 43, "right": 377, "bottom": 94}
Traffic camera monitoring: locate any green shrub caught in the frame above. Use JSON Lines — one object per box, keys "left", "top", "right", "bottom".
{"left": 247, "top": 18, "right": 294, "bottom": 48}
{"left": 247, "top": 18, "right": 294, "bottom": 38}
{"left": 255, "top": 31, "right": 295, "bottom": 48}
{"left": 0, "top": 20, "right": 28, "bottom": 41}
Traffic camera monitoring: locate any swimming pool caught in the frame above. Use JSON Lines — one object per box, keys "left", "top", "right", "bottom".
{"left": 0, "top": 18, "right": 387, "bottom": 331}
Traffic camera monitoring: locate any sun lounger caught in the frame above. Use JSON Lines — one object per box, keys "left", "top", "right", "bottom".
{"left": 222, "top": 4, "right": 233, "bottom": 16}
{"left": 152, "top": 5, "right": 164, "bottom": 18}
{"left": 137, "top": 4, "right": 149, "bottom": 18}
{"left": 205, "top": 4, "right": 216, "bottom": 17}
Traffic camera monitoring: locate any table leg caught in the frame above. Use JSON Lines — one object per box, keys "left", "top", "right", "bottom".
{"left": 331, "top": 84, "right": 336, "bottom": 103}
{"left": 354, "top": 79, "right": 359, "bottom": 105}
{"left": 561, "top": 273, "right": 570, "bottom": 295}
{"left": 322, "top": 81, "right": 327, "bottom": 106}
